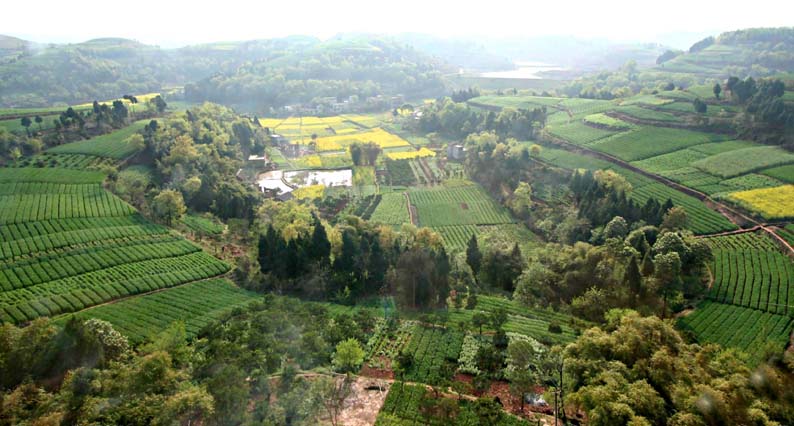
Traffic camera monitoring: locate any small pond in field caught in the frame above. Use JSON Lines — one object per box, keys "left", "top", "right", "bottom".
{"left": 257, "top": 169, "right": 353, "bottom": 194}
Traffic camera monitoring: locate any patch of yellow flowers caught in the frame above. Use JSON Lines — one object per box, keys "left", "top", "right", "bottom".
{"left": 292, "top": 185, "right": 325, "bottom": 200}
{"left": 387, "top": 147, "right": 436, "bottom": 160}
{"left": 728, "top": 185, "right": 794, "bottom": 219}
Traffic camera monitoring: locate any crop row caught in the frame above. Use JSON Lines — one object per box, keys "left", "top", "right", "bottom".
{"left": 0, "top": 238, "right": 199, "bottom": 291}
{"left": 401, "top": 326, "right": 463, "bottom": 385}
{"left": 365, "top": 320, "right": 414, "bottom": 368}
{"left": 0, "top": 252, "right": 230, "bottom": 324}
{"left": 432, "top": 225, "right": 479, "bottom": 252}
{"left": 69, "top": 279, "right": 258, "bottom": 343}
{"left": 678, "top": 301, "right": 793, "bottom": 365}
{"left": 706, "top": 236, "right": 794, "bottom": 315}
{"left": 13, "top": 154, "right": 116, "bottom": 170}
{"left": 706, "top": 232, "right": 779, "bottom": 251}
{"left": 0, "top": 192, "right": 135, "bottom": 224}
{"left": 369, "top": 193, "right": 410, "bottom": 226}
{"left": 0, "top": 223, "right": 168, "bottom": 261}
{"left": 0, "top": 215, "right": 152, "bottom": 242}
{"left": 0, "top": 182, "right": 113, "bottom": 196}
{"left": 0, "top": 167, "right": 106, "bottom": 184}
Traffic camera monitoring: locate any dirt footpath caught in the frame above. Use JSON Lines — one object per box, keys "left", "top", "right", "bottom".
{"left": 336, "top": 377, "right": 391, "bottom": 426}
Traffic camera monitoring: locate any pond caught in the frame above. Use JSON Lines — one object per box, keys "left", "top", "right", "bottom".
{"left": 257, "top": 169, "right": 353, "bottom": 195}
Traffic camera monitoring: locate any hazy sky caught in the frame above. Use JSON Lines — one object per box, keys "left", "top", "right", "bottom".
{"left": 3, "top": 0, "right": 793, "bottom": 48}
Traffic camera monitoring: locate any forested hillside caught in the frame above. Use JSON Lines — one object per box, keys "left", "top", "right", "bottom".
{"left": 0, "top": 35, "right": 447, "bottom": 108}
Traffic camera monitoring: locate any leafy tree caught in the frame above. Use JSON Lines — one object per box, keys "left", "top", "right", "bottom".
{"left": 472, "top": 312, "right": 488, "bottom": 335}
{"left": 661, "top": 206, "right": 689, "bottom": 231}
{"left": 509, "top": 181, "right": 533, "bottom": 216}
{"left": 332, "top": 339, "right": 365, "bottom": 373}
{"left": 152, "top": 189, "right": 186, "bottom": 225}
{"left": 20, "top": 117, "right": 31, "bottom": 136}
{"left": 604, "top": 216, "right": 629, "bottom": 239}
{"left": 693, "top": 98, "right": 707, "bottom": 113}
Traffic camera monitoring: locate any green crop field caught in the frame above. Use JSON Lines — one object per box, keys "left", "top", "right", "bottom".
{"left": 547, "top": 120, "right": 620, "bottom": 145}
{"left": 47, "top": 120, "right": 148, "bottom": 159}
{"left": 692, "top": 146, "right": 794, "bottom": 178}
{"left": 688, "top": 140, "right": 757, "bottom": 155}
{"left": 0, "top": 125, "right": 233, "bottom": 326}
{"left": 400, "top": 325, "right": 463, "bottom": 385}
{"left": 591, "top": 126, "right": 727, "bottom": 161}
{"left": 631, "top": 149, "right": 709, "bottom": 173}
{"left": 409, "top": 184, "right": 514, "bottom": 227}
{"left": 760, "top": 164, "right": 794, "bottom": 183}
{"left": 583, "top": 113, "right": 633, "bottom": 130}
{"left": 678, "top": 301, "right": 793, "bottom": 365}
{"left": 369, "top": 192, "right": 410, "bottom": 226}
{"left": 705, "top": 232, "right": 794, "bottom": 315}
{"left": 614, "top": 105, "right": 681, "bottom": 122}
{"left": 68, "top": 278, "right": 258, "bottom": 343}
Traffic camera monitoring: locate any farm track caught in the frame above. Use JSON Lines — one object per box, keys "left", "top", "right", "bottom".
{"left": 403, "top": 192, "right": 417, "bottom": 226}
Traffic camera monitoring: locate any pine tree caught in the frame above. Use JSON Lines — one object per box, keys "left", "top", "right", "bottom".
{"left": 641, "top": 250, "right": 655, "bottom": 277}
{"left": 308, "top": 216, "right": 331, "bottom": 266}
{"left": 625, "top": 255, "right": 643, "bottom": 307}
{"left": 466, "top": 235, "right": 482, "bottom": 278}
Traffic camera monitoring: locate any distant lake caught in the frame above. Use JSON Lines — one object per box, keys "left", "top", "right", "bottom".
{"left": 479, "top": 61, "right": 567, "bottom": 79}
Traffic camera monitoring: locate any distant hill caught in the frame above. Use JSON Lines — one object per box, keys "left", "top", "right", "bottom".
{"left": 657, "top": 27, "right": 794, "bottom": 78}
{"left": 0, "top": 35, "right": 447, "bottom": 108}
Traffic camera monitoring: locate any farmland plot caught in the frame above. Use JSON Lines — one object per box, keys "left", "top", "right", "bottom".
{"left": 0, "top": 123, "right": 232, "bottom": 325}
{"left": 68, "top": 278, "right": 258, "bottom": 343}
{"left": 705, "top": 232, "right": 794, "bottom": 315}
{"left": 693, "top": 146, "right": 794, "bottom": 178}
{"left": 409, "top": 184, "right": 513, "bottom": 227}
{"left": 47, "top": 120, "right": 149, "bottom": 159}
{"left": 591, "top": 126, "right": 726, "bottom": 161}
{"left": 678, "top": 301, "right": 793, "bottom": 364}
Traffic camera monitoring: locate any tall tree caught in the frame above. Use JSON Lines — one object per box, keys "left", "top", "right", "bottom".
{"left": 465, "top": 234, "right": 482, "bottom": 279}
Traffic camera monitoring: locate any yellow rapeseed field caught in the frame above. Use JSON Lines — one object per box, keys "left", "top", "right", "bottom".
{"left": 314, "top": 128, "right": 410, "bottom": 152}
{"left": 386, "top": 147, "right": 436, "bottom": 160}
{"left": 728, "top": 185, "right": 794, "bottom": 219}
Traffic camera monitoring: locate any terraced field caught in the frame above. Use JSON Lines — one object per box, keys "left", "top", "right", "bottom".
{"left": 0, "top": 126, "right": 232, "bottom": 326}
{"left": 68, "top": 278, "right": 258, "bottom": 343}
{"left": 678, "top": 301, "right": 792, "bottom": 364}
{"left": 705, "top": 232, "right": 794, "bottom": 315}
